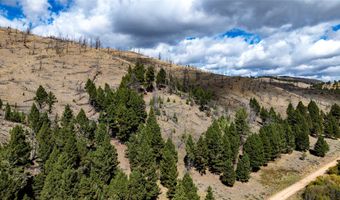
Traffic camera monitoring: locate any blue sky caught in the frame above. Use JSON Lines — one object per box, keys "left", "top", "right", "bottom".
{"left": 0, "top": 0, "right": 340, "bottom": 81}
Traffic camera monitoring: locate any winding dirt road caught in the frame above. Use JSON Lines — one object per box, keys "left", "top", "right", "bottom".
{"left": 268, "top": 157, "right": 340, "bottom": 200}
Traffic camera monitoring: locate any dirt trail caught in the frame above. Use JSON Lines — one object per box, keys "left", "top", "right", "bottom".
{"left": 268, "top": 157, "right": 340, "bottom": 200}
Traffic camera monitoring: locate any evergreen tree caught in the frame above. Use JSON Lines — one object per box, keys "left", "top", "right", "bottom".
{"left": 34, "top": 85, "right": 48, "bottom": 108}
{"left": 227, "top": 122, "right": 240, "bottom": 162}
{"left": 236, "top": 154, "right": 251, "bottom": 182}
{"left": 7, "top": 126, "right": 31, "bottom": 166}
{"left": 243, "top": 134, "right": 264, "bottom": 171}
{"left": 146, "top": 107, "right": 164, "bottom": 163}
{"left": 329, "top": 103, "right": 340, "bottom": 121}
{"left": 220, "top": 159, "right": 236, "bottom": 187}
{"left": 85, "top": 79, "right": 97, "bottom": 106}
{"left": 47, "top": 91, "right": 57, "bottom": 113}
{"left": 61, "top": 104, "right": 74, "bottom": 127}
{"left": 5, "top": 103, "right": 11, "bottom": 120}
{"left": 145, "top": 66, "right": 155, "bottom": 91}
{"left": 205, "top": 186, "right": 215, "bottom": 200}
{"left": 182, "top": 173, "right": 200, "bottom": 200}
{"left": 249, "top": 98, "right": 261, "bottom": 115}
{"left": 36, "top": 122, "right": 54, "bottom": 163}
{"left": 259, "top": 127, "right": 272, "bottom": 163}
{"left": 194, "top": 135, "right": 208, "bottom": 174}
{"left": 128, "top": 170, "right": 147, "bottom": 200}
{"left": 96, "top": 86, "right": 106, "bottom": 111}
{"left": 313, "top": 136, "right": 329, "bottom": 157}
{"left": 260, "top": 107, "right": 269, "bottom": 123}
{"left": 283, "top": 121, "right": 295, "bottom": 153}
{"left": 133, "top": 61, "right": 145, "bottom": 83}
{"left": 205, "top": 120, "right": 225, "bottom": 174}
{"left": 324, "top": 114, "right": 340, "bottom": 138}
{"left": 294, "top": 112, "right": 310, "bottom": 151}
{"left": 160, "top": 140, "right": 178, "bottom": 199}
{"left": 28, "top": 103, "right": 41, "bottom": 133}
{"left": 106, "top": 170, "right": 129, "bottom": 200}
{"left": 173, "top": 181, "right": 187, "bottom": 200}
{"left": 185, "top": 135, "right": 196, "bottom": 168}
{"left": 235, "top": 108, "right": 249, "bottom": 143}
{"left": 156, "top": 68, "right": 166, "bottom": 88}
{"left": 308, "top": 100, "right": 322, "bottom": 136}
{"left": 76, "top": 108, "right": 96, "bottom": 139}
{"left": 286, "top": 102, "right": 296, "bottom": 126}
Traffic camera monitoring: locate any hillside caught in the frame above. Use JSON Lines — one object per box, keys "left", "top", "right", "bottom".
{"left": 0, "top": 28, "right": 340, "bottom": 200}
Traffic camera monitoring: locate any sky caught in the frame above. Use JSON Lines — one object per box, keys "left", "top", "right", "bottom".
{"left": 0, "top": 0, "right": 340, "bottom": 81}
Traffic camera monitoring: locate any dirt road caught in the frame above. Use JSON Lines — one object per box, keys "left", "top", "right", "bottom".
{"left": 268, "top": 157, "right": 340, "bottom": 200}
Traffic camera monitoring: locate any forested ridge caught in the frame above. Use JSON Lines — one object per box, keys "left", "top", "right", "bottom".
{"left": 0, "top": 61, "right": 339, "bottom": 200}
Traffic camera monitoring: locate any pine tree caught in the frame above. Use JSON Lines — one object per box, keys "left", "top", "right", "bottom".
{"left": 283, "top": 121, "right": 295, "bottom": 153}
{"left": 236, "top": 153, "right": 250, "bottom": 182}
{"left": 286, "top": 102, "right": 296, "bottom": 126}
{"left": 220, "top": 159, "right": 236, "bottom": 187}
{"left": 313, "top": 136, "right": 329, "bottom": 157}
{"left": 182, "top": 173, "right": 200, "bottom": 200}
{"left": 235, "top": 108, "right": 249, "bottom": 143}
{"left": 96, "top": 86, "right": 106, "bottom": 111}
{"left": 194, "top": 135, "right": 208, "bottom": 174}
{"left": 47, "top": 91, "right": 57, "bottom": 113}
{"left": 227, "top": 122, "right": 240, "bottom": 162}
{"left": 329, "top": 103, "right": 340, "bottom": 121}
{"left": 185, "top": 135, "right": 196, "bottom": 168}
{"left": 28, "top": 103, "right": 41, "bottom": 133}
{"left": 76, "top": 108, "right": 96, "bottom": 139}
{"left": 294, "top": 112, "right": 310, "bottom": 151}
{"left": 173, "top": 181, "right": 187, "bottom": 200}
{"left": 243, "top": 134, "right": 264, "bottom": 171}
{"left": 5, "top": 103, "right": 11, "bottom": 120}
{"left": 205, "top": 120, "right": 225, "bottom": 174}
{"left": 36, "top": 122, "right": 54, "bottom": 163}
{"left": 61, "top": 104, "right": 74, "bottom": 127}
{"left": 128, "top": 170, "right": 147, "bottom": 200}
{"left": 133, "top": 61, "right": 145, "bottom": 83}
{"left": 145, "top": 66, "right": 155, "bottom": 91}
{"left": 146, "top": 107, "right": 164, "bottom": 163}
{"left": 205, "top": 186, "right": 215, "bottom": 200}
{"left": 7, "top": 126, "right": 31, "bottom": 166}
{"left": 106, "top": 170, "right": 129, "bottom": 199}
{"left": 85, "top": 79, "right": 97, "bottom": 106}
{"left": 249, "top": 97, "right": 260, "bottom": 115}
{"left": 259, "top": 127, "right": 272, "bottom": 163}
{"left": 308, "top": 100, "right": 322, "bottom": 136}
{"left": 160, "top": 140, "right": 178, "bottom": 199}
{"left": 324, "top": 114, "right": 340, "bottom": 138}
{"left": 156, "top": 68, "right": 167, "bottom": 88}
{"left": 34, "top": 85, "right": 48, "bottom": 108}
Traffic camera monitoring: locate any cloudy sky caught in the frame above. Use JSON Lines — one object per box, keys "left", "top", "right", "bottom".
{"left": 1, "top": 0, "right": 340, "bottom": 81}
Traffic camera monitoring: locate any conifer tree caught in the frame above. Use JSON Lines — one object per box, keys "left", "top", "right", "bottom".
{"left": 160, "top": 140, "right": 178, "bottom": 199}
{"left": 61, "top": 104, "right": 74, "bottom": 127}
{"left": 236, "top": 153, "right": 250, "bottom": 182}
{"left": 76, "top": 108, "right": 96, "bottom": 139}
{"left": 249, "top": 97, "right": 261, "bottom": 115}
{"left": 47, "top": 91, "right": 57, "bottom": 113}
{"left": 34, "top": 85, "right": 48, "bottom": 108}
{"left": 182, "top": 173, "right": 200, "bottom": 200}
{"left": 329, "top": 103, "right": 340, "bottom": 121}
{"left": 185, "top": 135, "right": 196, "bottom": 168}
{"left": 145, "top": 66, "right": 155, "bottom": 91}
{"left": 146, "top": 107, "right": 164, "bottom": 163}
{"left": 7, "top": 126, "right": 31, "bottom": 166}
{"left": 106, "top": 170, "right": 129, "bottom": 199}
{"left": 324, "top": 114, "right": 340, "bottom": 138}
{"left": 194, "top": 135, "right": 208, "bottom": 174}
{"left": 227, "top": 122, "right": 240, "bottom": 162}
{"left": 220, "top": 159, "right": 236, "bottom": 187}
{"left": 156, "top": 68, "right": 167, "bottom": 88}
{"left": 259, "top": 127, "right": 272, "bottom": 163}
{"left": 128, "top": 170, "right": 147, "bottom": 200}
{"left": 85, "top": 79, "right": 97, "bottom": 106}
{"left": 205, "top": 186, "right": 215, "bottom": 200}
{"left": 243, "top": 134, "right": 264, "bottom": 171}
{"left": 133, "top": 61, "right": 145, "bottom": 83}
{"left": 283, "top": 121, "right": 295, "bottom": 153}
{"left": 286, "top": 102, "right": 296, "bottom": 126}
{"left": 313, "top": 136, "right": 329, "bottom": 157}
{"left": 235, "top": 108, "right": 249, "bottom": 143}
{"left": 36, "top": 122, "right": 54, "bottom": 163}
{"left": 28, "top": 103, "right": 41, "bottom": 133}
{"left": 173, "top": 181, "right": 187, "bottom": 200}
{"left": 308, "top": 100, "right": 322, "bottom": 136}
{"left": 294, "top": 112, "right": 310, "bottom": 151}
{"left": 96, "top": 86, "right": 106, "bottom": 111}
{"left": 5, "top": 103, "right": 11, "bottom": 120}
{"left": 205, "top": 120, "right": 225, "bottom": 173}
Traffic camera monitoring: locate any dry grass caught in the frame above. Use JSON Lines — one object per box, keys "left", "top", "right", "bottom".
{"left": 260, "top": 168, "right": 300, "bottom": 193}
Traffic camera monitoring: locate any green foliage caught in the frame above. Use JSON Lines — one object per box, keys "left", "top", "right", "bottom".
{"left": 194, "top": 135, "right": 208, "bottom": 174}
{"left": 313, "top": 136, "right": 329, "bottom": 157}
{"left": 34, "top": 85, "right": 48, "bottom": 108}
{"left": 36, "top": 123, "right": 54, "bottom": 163}
{"left": 235, "top": 108, "right": 249, "bottom": 141}
{"left": 156, "top": 68, "right": 167, "bottom": 87}
{"left": 181, "top": 173, "right": 200, "bottom": 200}
{"left": 76, "top": 108, "right": 96, "bottom": 139}
{"left": 220, "top": 159, "right": 236, "bottom": 187}
{"left": 160, "top": 138, "right": 178, "bottom": 199}
{"left": 28, "top": 103, "right": 41, "bottom": 133}
{"left": 308, "top": 100, "right": 322, "bottom": 136}
{"left": 133, "top": 61, "right": 145, "bottom": 83}
{"left": 106, "top": 170, "right": 129, "bottom": 200}
{"left": 46, "top": 91, "right": 57, "bottom": 113}
{"left": 226, "top": 122, "right": 241, "bottom": 162}
{"left": 243, "top": 134, "right": 264, "bottom": 171}
{"left": 4, "top": 103, "right": 26, "bottom": 123}
{"left": 61, "top": 104, "right": 74, "bottom": 127}
{"left": 145, "top": 66, "right": 155, "bottom": 91}
{"left": 294, "top": 112, "right": 310, "bottom": 151}
{"left": 236, "top": 153, "right": 251, "bottom": 182}
{"left": 303, "top": 175, "right": 340, "bottom": 200}
{"left": 146, "top": 108, "right": 164, "bottom": 163}
{"left": 329, "top": 103, "right": 340, "bottom": 121}
{"left": 128, "top": 170, "right": 147, "bottom": 200}
{"left": 191, "top": 86, "right": 213, "bottom": 111}
{"left": 85, "top": 79, "right": 97, "bottom": 106}
{"left": 324, "top": 113, "right": 340, "bottom": 138}
{"left": 249, "top": 97, "right": 261, "bottom": 115}
{"left": 204, "top": 186, "right": 215, "bottom": 200}
{"left": 7, "top": 126, "right": 31, "bottom": 166}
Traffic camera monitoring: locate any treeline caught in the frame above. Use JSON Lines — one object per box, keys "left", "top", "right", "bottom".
{"left": 0, "top": 79, "right": 216, "bottom": 200}
{"left": 185, "top": 98, "right": 340, "bottom": 186}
